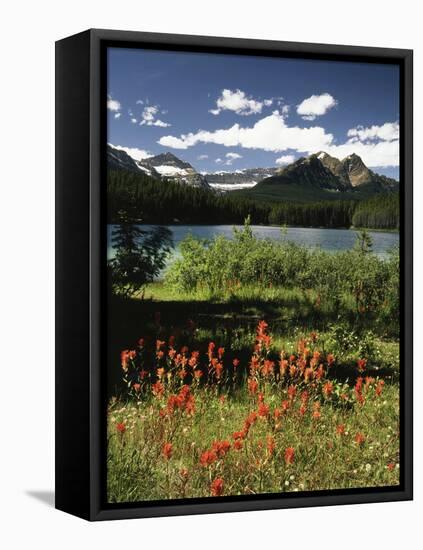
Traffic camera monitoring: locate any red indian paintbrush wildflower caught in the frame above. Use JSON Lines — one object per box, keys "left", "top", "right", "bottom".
{"left": 375, "top": 379, "right": 385, "bottom": 397}
{"left": 233, "top": 439, "right": 243, "bottom": 451}
{"left": 355, "top": 377, "right": 365, "bottom": 405}
{"left": 232, "top": 358, "right": 240, "bottom": 368}
{"left": 258, "top": 402, "right": 269, "bottom": 417}
{"left": 215, "top": 363, "right": 223, "bottom": 379}
{"left": 210, "top": 477, "right": 224, "bottom": 496}
{"left": 152, "top": 380, "right": 164, "bottom": 397}
{"left": 336, "top": 424, "right": 346, "bottom": 436}
{"left": 200, "top": 450, "right": 217, "bottom": 467}
{"left": 162, "top": 442, "right": 173, "bottom": 460}
{"left": 287, "top": 384, "right": 297, "bottom": 400}
{"left": 357, "top": 358, "right": 367, "bottom": 372}
{"left": 248, "top": 378, "right": 258, "bottom": 396}
{"left": 279, "top": 359, "right": 288, "bottom": 376}
{"left": 323, "top": 381, "right": 333, "bottom": 397}
{"left": 284, "top": 447, "right": 295, "bottom": 465}
{"left": 281, "top": 400, "right": 290, "bottom": 413}
{"left": 267, "top": 435, "right": 276, "bottom": 456}
{"left": 327, "top": 353, "right": 335, "bottom": 366}
{"left": 120, "top": 349, "right": 136, "bottom": 371}
{"left": 133, "top": 383, "right": 141, "bottom": 393}
{"left": 312, "top": 402, "right": 321, "bottom": 420}
{"left": 156, "top": 339, "right": 165, "bottom": 351}
{"left": 354, "top": 432, "right": 366, "bottom": 446}
{"left": 387, "top": 463, "right": 395, "bottom": 471}
{"left": 217, "top": 347, "right": 225, "bottom": 359}
{"left": 116, "top": 422, "right": 126, "bottom": 434}
{"left": 212, "top": 440, "right": 231, "bottom": 458}
{"left": 262, "top": 360, "right": 275, "bottom": 377}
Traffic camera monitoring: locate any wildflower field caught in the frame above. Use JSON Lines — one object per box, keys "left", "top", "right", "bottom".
{"left": 107, "top": 225, "right": 400, "bottom": 502}
{"left": 108, "top": 321, "right": 399, "bottom": 502}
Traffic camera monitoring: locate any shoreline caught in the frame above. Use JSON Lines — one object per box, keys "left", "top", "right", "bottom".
{"left": 108, "top": 221, "right": 399, "bottom": 234}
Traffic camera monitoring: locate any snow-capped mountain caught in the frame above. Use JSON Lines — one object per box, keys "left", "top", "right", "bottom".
{"left": 107, "top": 145, "right": 210, "bottom": 189}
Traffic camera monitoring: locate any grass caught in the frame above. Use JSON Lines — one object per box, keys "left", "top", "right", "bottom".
{"left": 107, "top": 370, "right": 399, "bottom": 503}
{"left": 106, "top": 228, "right": 400, "bottom": 503}
{"left": 107, "top": 321, "right": 400, "bottom": 503}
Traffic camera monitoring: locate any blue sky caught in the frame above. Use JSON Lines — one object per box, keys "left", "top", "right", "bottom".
{"left": 107, "top": 47, "right": 400, "bottom": 179}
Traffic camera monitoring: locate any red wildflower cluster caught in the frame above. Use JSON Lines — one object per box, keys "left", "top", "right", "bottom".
{"left": 267, "top": 435, "right": 276, "bottom": 456}
{"left": 166, "top": 385, "right": 195, "bottom": 416}
{"left": 375, "top": 379, "right": 385, "bottom": 397}
{"left": 152, "top": 380, "right": 164, "bottom": 398}
{"left": 284, "top": 447, "right": 295, "bottom": 465}
{"left": 200, "top": 450, "right": 217, "bottom": 467}
{"left": 248, "top": 378, "right": 258, "bottom": 396}
{"left": 162, "top": 442, "right": 173, "bottom": 460}
{"left": 121, "top": 349, "right": 136, "bottom": 371}
{"left": 354, "top": 432, "right": 366, "bottom": 446}
{"left": 336, "top": 424, "right": 346, "bottom": 436}
{"left": 257, "top": 402, "right": 269, "bottom": 417}
{"left": 256, "top": 320, "right": 272, "bottom": 350}
{"left": 116, "top": 422, "right": 126, "bottom": 434}
{"left": 354, "top": 377, "right": 365, "bottom": 406}
{"left": 357, "top": 358, "right": 367, "bottom": 373}
{"left": 210, "top": 477, "right": 224, "bottom": 496}
{"left": 323, "top": 381, "right": 333, "bottom": 397}
{"left": 211, "top": 440, "right": 231, "bottom": 458}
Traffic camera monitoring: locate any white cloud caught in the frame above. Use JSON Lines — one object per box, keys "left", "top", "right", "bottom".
{"left": 136, "top": 100, "right": 144, "bottom": 105}
{"left": 114, "top": 113, "right": 121, "bottom": 119}
{"left": 210, "top": 89, "right": 263, "bottom": 116}
{"left": 158, "top": 110, "right": 334, "bottom": 154}
{"left": 110, "top": 144, "right": 153, "bottom": 161}
{"left": 131, "top": 118, "right": 137, "bottom": 124}
{"left": 197, "top": 154, "right": 208, "bottom": 160}
{"left": 107, "top": 96, "right": 121, "bottom": 112}
{"left": 264, "top": 99, "right": 273, "bottom": 107}
{"left": 326, "top": 140, "right": 399, "bottom": 168}
{"left": 275, "top": 154, "right": 295, "bottom": 166}
{"left": 224, "top": 152, "right": 243, "bottom": 165}
{"left": 297, "top": 93, "right": 337, "bottom": 121}
{"left": 347, "top": 122, "right": 399, "bottom": 142}
{"left": 226, "top": 152, "right": 242, "bottom": 160}
{"left": 322, "top": 121, "right": 400, "bottom": 167}
{"left": 158, "top": 110, "right": 399, "bottom": 168}
{"left": 215, "top": 158, "right": 223, "bottom": 164}
{"left": 139, "top": 104, "right": 171, "bottom": 127}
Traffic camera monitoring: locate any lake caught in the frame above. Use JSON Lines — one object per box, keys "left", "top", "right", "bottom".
{"left": 107, "top": 224, "right": 399, "bottom": 260}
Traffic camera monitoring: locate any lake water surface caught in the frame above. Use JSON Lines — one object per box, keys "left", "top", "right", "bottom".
{"left": 107, "top": 224, "right": 399, "bottom": 260}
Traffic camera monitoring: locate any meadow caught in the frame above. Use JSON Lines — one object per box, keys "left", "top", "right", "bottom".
{"left": 107, "top": 224, "right": 400, "bottom": 502}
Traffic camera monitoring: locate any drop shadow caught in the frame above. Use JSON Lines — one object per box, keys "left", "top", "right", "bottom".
{"left": 26, "top": 490, "right": 55, "bottom": 508}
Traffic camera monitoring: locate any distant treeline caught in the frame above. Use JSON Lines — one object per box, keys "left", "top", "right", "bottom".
{"left": 351, "top": 194, "right": 399, "bottom": 230}
{"left": 107, "top": 170, "right": 399, "bottom": 229}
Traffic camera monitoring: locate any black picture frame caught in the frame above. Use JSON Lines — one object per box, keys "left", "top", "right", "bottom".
{"left": 55, "top": 28, "right": 413, "bottom": 521}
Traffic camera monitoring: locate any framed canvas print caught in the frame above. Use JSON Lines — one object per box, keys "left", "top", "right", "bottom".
{"left": 55, "top": 29, "right": 413, "bottom": 521}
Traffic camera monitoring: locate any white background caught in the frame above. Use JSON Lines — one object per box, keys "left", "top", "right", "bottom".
{"left": 0, "top": 1, "right": 420, "bottom": 548}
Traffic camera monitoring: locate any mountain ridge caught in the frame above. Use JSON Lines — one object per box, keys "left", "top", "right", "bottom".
{"left": 107, "top": 144, "right": 398, "bottom": 203}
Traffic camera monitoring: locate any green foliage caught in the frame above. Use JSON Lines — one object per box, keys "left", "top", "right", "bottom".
{"left": 352, "top": 193, "right": 399, "bottom": 230}
{"left": 107, "top": 169, "right": 400, "bottom": 229}
{"left": 108, "top": 224, "right": 173, "bottom": 297}
{"left": 107, "top": 170, "right": 270, "bottom": 225}
{"left": 165, "top": 222, "right": 399, "bottom": 330}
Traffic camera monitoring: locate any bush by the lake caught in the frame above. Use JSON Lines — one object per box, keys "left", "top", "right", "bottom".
{"left": 165, "top": 222, "right": 399, "bottom": 326}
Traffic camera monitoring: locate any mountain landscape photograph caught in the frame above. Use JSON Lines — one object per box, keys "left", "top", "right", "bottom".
{"left": 105, "top": 46, "right": 401, "bottom": 504}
